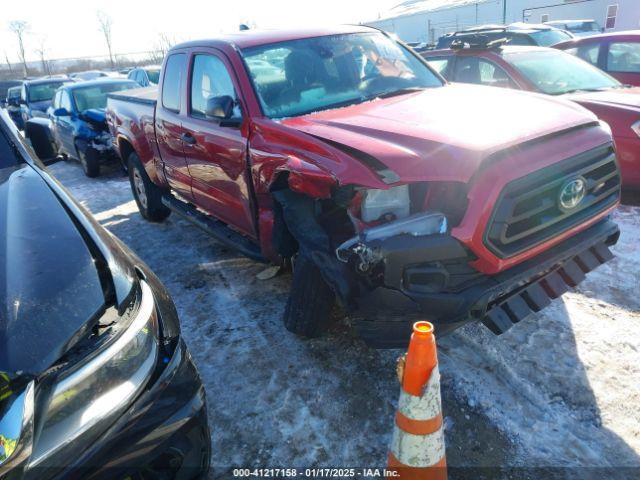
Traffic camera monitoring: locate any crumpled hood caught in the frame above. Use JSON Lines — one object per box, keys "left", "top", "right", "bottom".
{"left": 80, "top": 108, "right": 108, "bottom": 133}
{"left": 281, "top": 84, "right": 597, "bottom": 183}
{"left": 81, "top": 108, "right": 107, "bottom": 124}
{"left": 0, "top": 164, "right": 105, "bottom": 375}
{"left": 565, "top": 87, "right": 640, "bottom": 111}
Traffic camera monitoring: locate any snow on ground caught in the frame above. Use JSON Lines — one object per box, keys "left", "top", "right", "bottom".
{"left": 49, "top": 160, "right": 639, "bottom": 478}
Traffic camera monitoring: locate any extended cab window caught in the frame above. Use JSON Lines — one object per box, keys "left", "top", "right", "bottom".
{"left": 607, "top": 42, "right": 640, "bottom": 73}
{"left": 162, "top": 54, "right": 186, "bottom": 112}
{"left": 190, "top": 54, "right": 240, "bottom": 119}
{"left": 242, "top": 32, "right": 442, "bottom": 118}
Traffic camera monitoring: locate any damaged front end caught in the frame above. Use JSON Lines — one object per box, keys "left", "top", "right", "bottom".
{"left": 274, "top": 176, "right": 619, "bottom": 349}
{"left": 336, "top": 212, "right": 448, "bottom": 273}
{"left": 77, "top": 109, "right": 116, "bottom": 158}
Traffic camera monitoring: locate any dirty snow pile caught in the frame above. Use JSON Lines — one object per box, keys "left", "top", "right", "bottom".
{"left": 50, "top": 161, "right": 639, "bottom": 474}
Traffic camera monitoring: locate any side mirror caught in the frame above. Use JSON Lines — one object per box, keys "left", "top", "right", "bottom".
{"left": 53, "top": 107, "right": 70, "bottom": 117}
{"left": 205, "top": 95, "right": 235, "bottom": 119}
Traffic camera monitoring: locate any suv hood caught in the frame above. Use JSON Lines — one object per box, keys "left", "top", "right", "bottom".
{"left": 0, "top": 164, "right": 105, "bottom": 375}
{"left": 281, "top": 84, "right": 597, "bottom": 183}
{"left": 565, "top": 87, "right": 640, "bottom": 110}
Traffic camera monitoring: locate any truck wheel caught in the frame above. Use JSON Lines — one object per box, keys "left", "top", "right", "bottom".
{"left": 78, "top": 145, "right": 100, "bottom": 178}
{"left": 128, "top": 152, "right": 171, "bottom": 222}
{"left": 283, "top": 254, "right": 335, "bottom": 338}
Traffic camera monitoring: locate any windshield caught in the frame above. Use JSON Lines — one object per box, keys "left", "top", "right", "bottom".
{"left": 72, "top": 81, "right": 138, "bottom": 111}
{"left": 506, "top": 49, "right": 620, "bottom": 95}
{"left": 242, "top": 32, "right": 443, "bottom": 118}
{"left": 528, "top": 29, "right": 572, "bottom": 46}
{"left": 146, "top": 69, "right": 161, "bottom": 84}
{"left": 565, "top": 21, "right": 600, "bottom": 33}
{"left": 27, "top": 81, "right": 65, "bottom": 102}
{"left": 7, "top": 87, "right": 20, "bottom": 99}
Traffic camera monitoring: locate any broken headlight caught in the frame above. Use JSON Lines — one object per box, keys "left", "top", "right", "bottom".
{"left": 337, "top": 212, "right": 448, "bottom": 267}
{"left": 28, "top": 281, "right": 159, "bottom": 468}
{"left": 361, "top": 185, "right": 410, "bottom": 222}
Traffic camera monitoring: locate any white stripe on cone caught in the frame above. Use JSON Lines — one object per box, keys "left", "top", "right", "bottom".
{"left": 390, "top": 425, "right": 446, "bottom": 467}
{"left": 398, "top": 365, "right": 442, "bottom": 421}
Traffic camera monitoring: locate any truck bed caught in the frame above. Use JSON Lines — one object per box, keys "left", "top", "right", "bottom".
{"left": 107, "top": 85, "right": 158, "bottom": 106}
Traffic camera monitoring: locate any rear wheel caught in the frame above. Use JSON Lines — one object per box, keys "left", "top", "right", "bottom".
{"left": 128, "top": 152, "right": 171, "bottom": 222}
{"left": 283, "top": 254, "right": 335, "bottom": 338}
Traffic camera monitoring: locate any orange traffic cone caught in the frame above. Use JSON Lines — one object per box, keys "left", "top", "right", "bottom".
{"left": 387, "top": 321, "right": 447, "bottom": 480}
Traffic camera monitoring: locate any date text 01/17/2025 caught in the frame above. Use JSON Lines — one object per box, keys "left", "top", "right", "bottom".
{"left": 232, "top": 468, "right": 401, "bottom": 478}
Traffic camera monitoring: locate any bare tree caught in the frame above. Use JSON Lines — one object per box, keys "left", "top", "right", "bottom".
{"left": 34, "top": 37, "right": 50, "bottom": 76}
{"left": 4, "top": 52, "right": 13, "bottom": 74}
{"left": 97, "top": 11, "right": 115, "bottom": 69}
{"left": 8, "top": 20, "right": 29, "bottom": 77}
{"left": 149, "top": 33, "right": 175, "bottom": 63}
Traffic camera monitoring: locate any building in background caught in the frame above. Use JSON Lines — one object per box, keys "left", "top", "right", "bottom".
{"left": 366, "top": 0, "right": 639, "bottom": 44}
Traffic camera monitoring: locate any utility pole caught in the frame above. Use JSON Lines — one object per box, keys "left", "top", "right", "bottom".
{"left": 503, "top": 0, "right": 507, "bottom": 24}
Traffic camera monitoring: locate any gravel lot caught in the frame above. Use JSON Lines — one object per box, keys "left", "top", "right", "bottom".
{"left": 49, "top": 160, "right": 640, "bottom": 479}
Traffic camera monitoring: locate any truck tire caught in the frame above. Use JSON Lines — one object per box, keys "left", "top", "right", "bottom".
{"left": 283, "top": 254, "right": 335, "bottom": 338}
{"left": 128, "top": 152, "right": 171, "bottom": 222}
{"left": 78, "top": 144, "right": 101, "bottom": 178}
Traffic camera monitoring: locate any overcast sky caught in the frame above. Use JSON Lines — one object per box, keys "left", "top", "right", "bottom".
{"left": 2, "top": 0, "right": 403, "bottom": 63}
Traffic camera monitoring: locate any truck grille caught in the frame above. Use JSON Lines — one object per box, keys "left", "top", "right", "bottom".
{"left": 485, "top": 144, "right": 620, "bottom": 258}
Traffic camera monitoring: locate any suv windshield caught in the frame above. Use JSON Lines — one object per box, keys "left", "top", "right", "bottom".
{"left": 27, "top": 81, "right": 66, "bottom": 102}
{"left": 528, "top": 29, "right": 572, "bottom": 46}
{"left": 7, "top": 87, "right": 20, "bottom": 100}
{"left": 564, "top": 21, "right": 600, "bottom": 33}
{"left": 146, "top": 69, "right": 161, "bottom": 84}
{"left": 242, "top": 32, "right": 443, "bottom": 118}
{"left": 506, "top": 49, "right": 620, "bottom": 95}
{"left": 72, "top": 81, "right": 138, "bottom": 111}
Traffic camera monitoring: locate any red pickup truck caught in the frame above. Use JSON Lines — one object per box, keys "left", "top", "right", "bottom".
{"left": 106, "top": 26, "right": 621, "bottom": 347}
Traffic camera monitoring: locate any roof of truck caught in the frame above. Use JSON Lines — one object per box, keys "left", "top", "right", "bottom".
{"left": 172, "top": 25, "right": 378, "bottom": 50}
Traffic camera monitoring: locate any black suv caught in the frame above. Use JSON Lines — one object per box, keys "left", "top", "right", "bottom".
{"left": 0, "top": 111, "right": 210, "bottom": 479}
{"left": 437, "top": 23, "right": 573, "bottom": 49}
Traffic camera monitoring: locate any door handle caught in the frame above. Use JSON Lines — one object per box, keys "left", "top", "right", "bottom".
{"left": 180, "top": 132, "right": 197, "bottom": 145}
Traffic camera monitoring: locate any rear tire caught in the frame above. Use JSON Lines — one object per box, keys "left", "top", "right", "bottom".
{"left": 128, "top": 152, "right": 171, "bottom": 222}
{"left": 283, "top": 254, "right": 335, "bottom": 338}
{"left": 78, "top": 144, "right": 100, "bottom": 178}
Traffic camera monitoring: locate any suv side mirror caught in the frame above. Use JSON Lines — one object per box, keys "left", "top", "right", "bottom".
{"left": 53, "top": 107, "right": 70, "bottom": 117}
{"left": 205, "top": 95, "right": 235, "bottom": 119}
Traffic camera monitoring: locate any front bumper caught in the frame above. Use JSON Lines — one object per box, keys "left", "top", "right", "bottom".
{"left": 349, "top": 218, "right": 620, "bottom": 348}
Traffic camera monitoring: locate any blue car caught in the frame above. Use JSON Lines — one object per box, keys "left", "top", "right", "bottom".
{"left": 20, "top": 77, "right": 73, "bottom": 125}
{"left": 49, "top": 78, "right": 138, "bottom": 177}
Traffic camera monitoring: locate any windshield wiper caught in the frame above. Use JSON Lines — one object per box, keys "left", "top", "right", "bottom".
{"left": 376, "top": 87, "right": 425, "bottom": 99}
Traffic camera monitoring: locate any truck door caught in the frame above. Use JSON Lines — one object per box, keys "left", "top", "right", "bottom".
{"left": 155, "top": 52, "right": 194, "bottom": 201}
{"left": 180, "top": 50, "right": 256, "bottom": 238}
